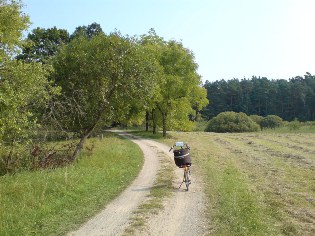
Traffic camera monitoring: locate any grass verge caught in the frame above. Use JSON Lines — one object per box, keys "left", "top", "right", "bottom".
{"left": 0, "top": 132, "right": 144, "bottom": 235}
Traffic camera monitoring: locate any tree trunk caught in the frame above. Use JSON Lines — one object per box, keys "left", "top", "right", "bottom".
{"left": 72, "top": 123, "right": 97, "bottom": 160}
{"left": 162, "top": 112, "right": 167, "bottom": 137}
{"left": 145, "top": 111, "right": 149, "bottom": 131}
{"left": 152, "top": 109, "right": 157, "bottom": 134}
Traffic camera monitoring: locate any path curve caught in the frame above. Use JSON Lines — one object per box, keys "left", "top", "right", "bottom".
{"left": 69, "top": 131, "right": 208, "bottom": 236}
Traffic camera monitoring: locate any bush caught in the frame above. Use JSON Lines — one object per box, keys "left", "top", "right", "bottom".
{"left": 260, "top": 115, "right": 283, "bottom": 129}
{"left": 288, "top": 118, "right": 301, "bottom": 131}
{"left": 205, "top": 112, "right": 260, "bottom": 133}
{"left": 250, "top": 115, "right": 263, "bottom": 127}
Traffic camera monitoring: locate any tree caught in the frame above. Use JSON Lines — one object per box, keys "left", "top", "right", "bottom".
{"left": 304, "top": 72, "right": 315, "bottom": 120}
{"left": 154, "top": 40, "right": 208, "bottom": 136}
{"left": 138, "top": 29, "right": 164, "bottom": 132}
{"left": 51, "top": 32, "right": 159, "bottom": 159}
{"left": 0, "top": 1, "right": 58, "bottom": 174}
{"left": 16, "top": 27, "right": 69, "bottom": 63}
{"left": 0, "top": 61, "right": 57, "bottom": 143}
{"left": 70, "top": 22, "right": 104, "bottom": 40}
{"left": 201, "top": 73, "right": 315, "bottom": 122}
{"left": 0, "top": 0, "right": 29, "bottom": 60}
{"left": 190, "top": 85, "right": 209, "bottom": 121}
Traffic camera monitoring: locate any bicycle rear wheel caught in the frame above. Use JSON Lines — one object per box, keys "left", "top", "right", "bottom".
{"left": 184, "top": 167, "right": 191, "bottom": 191}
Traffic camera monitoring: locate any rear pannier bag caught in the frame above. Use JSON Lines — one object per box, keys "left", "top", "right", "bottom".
{"left": 173, "top": 148, "right": 191, "bottom": 167}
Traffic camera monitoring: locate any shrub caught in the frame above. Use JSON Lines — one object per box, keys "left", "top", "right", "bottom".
{"left": 250, "top": 115, "right": 263, "bottom": 127}
{"left": 260, "top": 115, "right": 283, "bottom": 129}
{"left": 205, "top": 112, "right": 260, "bottom": 133}
{"left": 287, "top": 118, "right": 301, "bottom": 131}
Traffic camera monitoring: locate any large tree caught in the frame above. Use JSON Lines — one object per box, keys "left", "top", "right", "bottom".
{"left": 140, "top": 30, "right": 208, "bottom": 136}
{"left": 16, "top": 27, "right": 69, "bottom": 63}
{"left": 51, "top": 32, "right": 159, "bottom": 158}
{"left": 145, "top": 37, "right": 208, "bottom": 136}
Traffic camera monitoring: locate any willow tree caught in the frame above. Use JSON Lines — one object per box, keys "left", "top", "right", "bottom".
{"left": 51, "top": 32, "right": 159, "bottom": 159}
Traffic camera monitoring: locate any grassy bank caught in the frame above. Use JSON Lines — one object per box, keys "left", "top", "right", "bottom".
{"left": 0, "top": 133, "right": 144, "bottom": 235}
{"left": 133, "top": 130, "right": 315, "bottom": 235}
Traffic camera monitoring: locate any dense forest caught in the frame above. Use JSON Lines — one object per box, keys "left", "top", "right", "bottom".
{"left": 202, "top": 74, "right": 315, "bottom": 121}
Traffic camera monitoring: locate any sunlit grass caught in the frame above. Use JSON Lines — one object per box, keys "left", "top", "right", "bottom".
{"left": 0, "top": 133, "right": 144, "bottom": 235}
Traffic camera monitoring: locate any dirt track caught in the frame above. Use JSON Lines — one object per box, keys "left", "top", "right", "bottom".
{"left": 69, "top": 131, "right": 207, "bottom": 236}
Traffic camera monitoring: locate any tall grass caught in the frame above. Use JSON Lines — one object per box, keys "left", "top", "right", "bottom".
{"left": 0, "top": 133, "right": 144, "bottom": 235}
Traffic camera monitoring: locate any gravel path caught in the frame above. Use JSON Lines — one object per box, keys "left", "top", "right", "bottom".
{"left": 68, "top": 131, "right": 208, "bottom": 236}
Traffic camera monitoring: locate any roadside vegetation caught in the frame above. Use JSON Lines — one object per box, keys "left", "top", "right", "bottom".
{"left": 0, "top": 133, "right": 143, "bottom": 235}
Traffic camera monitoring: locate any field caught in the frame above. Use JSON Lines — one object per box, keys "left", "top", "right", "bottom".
{"left": 163, "top": 131, "right": 315, "bottom": 235}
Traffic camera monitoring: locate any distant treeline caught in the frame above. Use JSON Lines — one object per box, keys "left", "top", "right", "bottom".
{"left": 202, "top": 73, "right": 315, "bottom": 121}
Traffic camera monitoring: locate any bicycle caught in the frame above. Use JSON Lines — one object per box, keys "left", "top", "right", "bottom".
{"left": 169, "top": 142, "right": 191, "bottom": 191}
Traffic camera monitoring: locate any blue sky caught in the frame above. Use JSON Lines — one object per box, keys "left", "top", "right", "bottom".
{"left": 22, "top": 0, "right": 315, "bottom": 83}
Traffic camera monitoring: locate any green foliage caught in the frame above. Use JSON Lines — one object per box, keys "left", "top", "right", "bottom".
{"left": 17, "top": 26, "right": 70, "bottom": 63}
{"left": 249, "top": 115, "right": 263, "bottom": 126}
{"left": 205, "top": 111, "right": 260, "bottom": 133}
{"left": 0, "top": 0, "right": 30, "bottom": 60}
{"left": 0, "top": 61, "right": 59, "bottom": 174}
{"left": 141, "top": 31, "right": 208, "bottom": 136}
{"left": 194, "top": 121, "right": 208, "bottom": 131}
{"left": 51, "top": 32, "right": 159, "bottom": 138}
{"left": 260, "top": 115, "right": 283, "bottom": 129}
{"left": 70, "top": 22, "right": 104, "bottom": 40}
{"left": 0, "top": 1, "right": 60, "bottom": 174}
{"left": 287, "top": 118, "right": 301, "bottom": 131}
{"left": 202, "top": 73, "right": 315, "bottom": 122}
